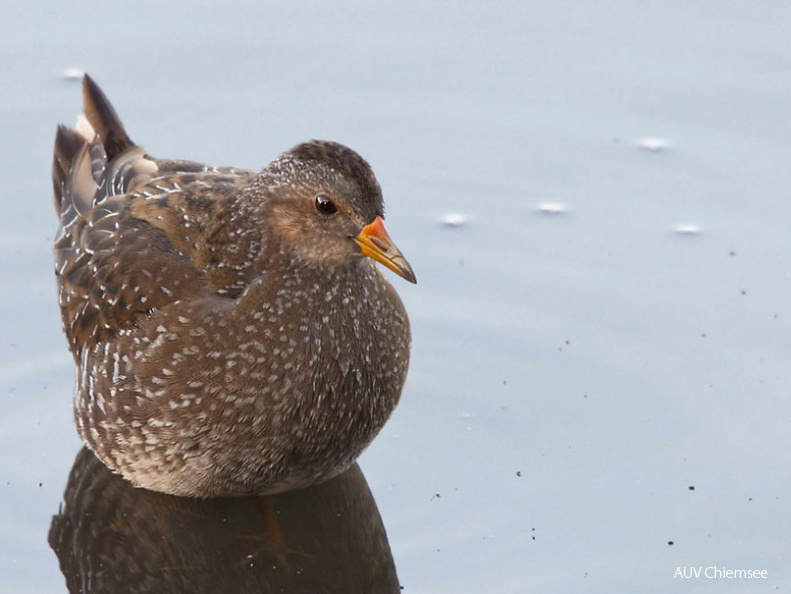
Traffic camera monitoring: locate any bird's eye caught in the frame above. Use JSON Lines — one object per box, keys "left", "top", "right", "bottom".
{"left": 315, "top": 194, "right": 337, "bottom": 215}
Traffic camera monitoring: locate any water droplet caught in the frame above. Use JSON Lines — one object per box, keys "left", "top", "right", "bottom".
{"left": 640, "top": 138, "right": 668, "bottom": 152}
{"left": 440, "top": 213, "right": 468, "bottom": 227}
{"left": 61, "top": 68, "right": 85, "bottom": 81}
{"left": 674, "top": 224, "right": 701, "bottom": 235}
{"left": 536, "top": 202, "right": 567, "bottom": 215}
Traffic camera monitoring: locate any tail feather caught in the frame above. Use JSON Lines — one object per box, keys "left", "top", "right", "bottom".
{"left": 52, "top": 125, "right": 82, "bottom": 217}
{"left": 52, "top": 124, "right": 108, "bottom": 226}
{"left": 82, "top": 74, "right": 134, "bottom": 160}
{"left": 53, "top": 74, "right": 139, "bottom": 225}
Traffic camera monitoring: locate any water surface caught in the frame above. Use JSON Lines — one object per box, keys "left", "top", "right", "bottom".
{"left": 2, "top": 1, "right": 790, "bottom": 592}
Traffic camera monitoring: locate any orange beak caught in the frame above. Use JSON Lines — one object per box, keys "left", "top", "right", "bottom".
{"left": 354, "top": 216, "right": 416, "bottom": 284}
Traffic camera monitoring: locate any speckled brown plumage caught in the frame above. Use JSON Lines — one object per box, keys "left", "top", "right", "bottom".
{"left": 53, "top": 75, "right": 414, "bottom": 497}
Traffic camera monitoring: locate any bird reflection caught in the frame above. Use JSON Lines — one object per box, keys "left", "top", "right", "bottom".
{"left": 49, "top": 448, "right": 400, "bottom": 593}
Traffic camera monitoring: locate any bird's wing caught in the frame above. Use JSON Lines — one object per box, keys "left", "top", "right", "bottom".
{"left": 53, "top": 76, "right": 256, "bottom": 359}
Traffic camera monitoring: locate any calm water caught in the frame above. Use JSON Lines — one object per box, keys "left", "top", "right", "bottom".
{"left": 2, "top": 1, "right": 790, "bottom": 592}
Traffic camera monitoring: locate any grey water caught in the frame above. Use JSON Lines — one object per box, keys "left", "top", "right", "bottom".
{"left": 2, "top": 1, "right": 790, "bottom": 591}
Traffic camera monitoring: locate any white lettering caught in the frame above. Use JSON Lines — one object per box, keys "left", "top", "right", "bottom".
{"left": 702, "top": 566, "right": 768, "bottom": 579}
{"left": 674, "top": 567, "right": 702, "bottom": 579}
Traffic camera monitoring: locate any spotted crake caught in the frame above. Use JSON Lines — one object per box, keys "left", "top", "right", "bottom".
{"left": 53, "top": 75, "right": 414, "bottom": 497}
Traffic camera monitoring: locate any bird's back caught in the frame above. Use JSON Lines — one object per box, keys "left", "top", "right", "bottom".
{"left": 53, "top": 76, "right": 257, "bottom": 359}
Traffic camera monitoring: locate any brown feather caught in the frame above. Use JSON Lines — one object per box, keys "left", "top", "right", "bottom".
{"left": 51, "top": 75, "right": 412, "bottom": 498}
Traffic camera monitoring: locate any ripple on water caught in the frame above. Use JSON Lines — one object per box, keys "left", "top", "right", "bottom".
{"left": 61, "top": 68, "right": 85, "bottom": 81}
{"left": 536, "top": 202, "right": 567, "bottom": 215}
{"left": 673, "top": 223, "right": 701, "bottom": 235}
{"left": 640, "top": 138, "right": 668, "bottom": 152}
{"left": 440, "top": 213, "right": 469, "bottom": 227}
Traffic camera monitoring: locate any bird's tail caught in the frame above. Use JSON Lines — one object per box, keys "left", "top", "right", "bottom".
{"left": 52, "top": 75, "right": 135, "bottom": 225}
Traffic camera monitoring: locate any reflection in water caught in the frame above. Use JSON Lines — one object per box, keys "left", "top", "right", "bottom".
{"left": 49, "top": 448, "right": 400, "bottom": 593}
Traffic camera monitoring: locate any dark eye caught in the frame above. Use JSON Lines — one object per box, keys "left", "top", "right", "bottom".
{"left": 315, "top": 194, "right": 337, "bottom": 215}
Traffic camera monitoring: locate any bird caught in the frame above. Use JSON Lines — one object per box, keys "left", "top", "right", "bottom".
{"left": 52, "top": 75, "right": 415, "bottom": 498}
